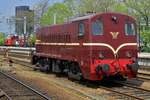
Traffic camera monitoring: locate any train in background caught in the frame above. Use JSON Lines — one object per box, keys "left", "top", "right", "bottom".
{"left": 32, "top": 12, "right": 139, "bottom": 81}
{"left": 4, "top": 35, "right": 25, "bottom": 47}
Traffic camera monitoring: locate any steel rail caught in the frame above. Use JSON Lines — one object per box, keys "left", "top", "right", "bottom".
{"left": 108, "top": 81, "right": 150, "bottom": 100}
{"left": 99, "top": 85, "right": 144, "bottom": 100}
{"left": 0, "top": 89, "right": 12, "bottom": 100}
{"left": 0, "top": 70, "right": 51, "bottom": 100}
{"left": 114, "top": 81, "right": 150, "bottom": 92}
{"left": 138, "top": 76, "right": 150, "bottom": 81}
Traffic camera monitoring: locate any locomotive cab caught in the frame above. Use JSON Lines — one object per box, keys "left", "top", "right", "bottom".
{"left": 87, "top": 13, "right": 139, "bottom": 80}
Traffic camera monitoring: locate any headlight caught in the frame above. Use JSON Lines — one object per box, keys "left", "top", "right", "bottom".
{"left": 111, "top": 16, "right": 118, "bottom": 24}
{"left": 99, "top": 52, "right": 104, "bottom": 59}
{"left": 126, "top": 51, "right": 132, "bottom": 58}
{"left": 102, "top": 64, "right": 110, "bottom": 72}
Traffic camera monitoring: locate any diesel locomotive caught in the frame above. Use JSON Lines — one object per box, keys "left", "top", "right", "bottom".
{"left": 32, "top": 12, "right": 139, "bottom": 81}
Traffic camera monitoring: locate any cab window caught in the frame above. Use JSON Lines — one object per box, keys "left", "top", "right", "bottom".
{"left": 125, "top": 22, "right": 135, "bottom": 35}
{"left": 79, "top": 22, "right": 85, "bottom": 36}
{"left": 92, "top": 20, "right": 103, "bottom": 35}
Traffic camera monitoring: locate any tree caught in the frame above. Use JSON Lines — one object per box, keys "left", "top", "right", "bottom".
{"left": 124, "top": 0, "right": 150, "bottom": 52}
{"left": 113, "top": 1, "right": 128, "bottom": 14}
{"left": 0, "top": 32, "right": 5, "bottom": 45}
{"left": 64, "top": 0, "right": 116, "bottom": 15}
{"left": 141, "top": 30, "right": 150, "bottom": 52}
{"left": 33, "top": 0, "right": 49, "bottom": 25}
{"left": 40, "top": 3, "right": 73, "bottom": 25}
{"left": 28, "top": 34, "right": 36, "bottom": 47}
{"left": 125, "top": 0, "right": 150, "bottom": 26}
{"left": 64, "top": 0, "right": 80, "bottom": 15}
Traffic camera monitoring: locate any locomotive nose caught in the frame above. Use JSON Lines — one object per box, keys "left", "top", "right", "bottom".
{"left": 95, "top": 60, "right": 122, "bottom": 77}
{"left": 95, "top": 64, "right": 110, "bottom": 75}
{"left": 102, "top": 64, "right": 110, "bottom": 72}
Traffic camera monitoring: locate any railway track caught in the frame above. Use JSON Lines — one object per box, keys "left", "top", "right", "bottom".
{"left": 1, "top": 61, "right": 150, "bottom": 100}
{"left": 0, "top": 70, "right": 51, "bottom": 100}
{"left": 98, "top": 80, "right": 150, "bottom": 100}
{"left": 0, "top": 89, "right": 12, "bottom": 100}
{"left": 0, "top": 47, "right": 150, "bottom": 99}
{"left": 138, "top": 68, "right": 150, "bottom": 81}
{"left": 139, "top": 66, "right": 150, "bottom": 71}
{"left": 138, "top": 73, "right": 150, "bottom": 81}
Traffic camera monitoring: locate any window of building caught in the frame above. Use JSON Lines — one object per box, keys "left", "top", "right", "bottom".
{"left": 79, "top": 22, "right": 85, "bottom": 36}
{"left": 125, "top": 22, "right": 135, "bottom": 35}
{"left": 92, "top": 20, "right": 103, "bottom": 35}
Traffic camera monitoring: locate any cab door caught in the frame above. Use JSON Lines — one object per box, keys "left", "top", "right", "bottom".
{"left": 77, "top": 21, "right": 91, "bottom": 78}
{"left": 78, "top": 22, "right": 85, "bottom": 43}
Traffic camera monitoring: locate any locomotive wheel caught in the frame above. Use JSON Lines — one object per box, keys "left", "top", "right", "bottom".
{"left": 52, "top": 60, "right": 62, "bottom": 73}
{"left": 68, "top": 62, "right": 82, "bottom": 80}
{"left": 34, "top": 58, "right": 51, "bottom": 72}
{"left": 33, "top": 62, "right": 41, "bottom": 71}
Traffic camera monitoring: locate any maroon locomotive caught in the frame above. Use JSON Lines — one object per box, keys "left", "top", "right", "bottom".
{"left": 33, "top": 12, "right": 139, "bottom": 81}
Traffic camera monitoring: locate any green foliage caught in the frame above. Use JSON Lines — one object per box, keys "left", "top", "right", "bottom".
{"left": 40, "top": 3, "right": 73, "bottom": 25}
{"left": 0, "top": 32, "right": 5, "bottom": 45}
{"left": 64, "top": 0, "right": 79, "bottom": 15}
{"left": 28, "top": 34, "right": 36, "bottom": 47}
{"left": 125, "top": 0, "right": 150, "bottom": 26}
{"left": 141, "top": 30, "right": 150, "bottom": 52}
{"left": 64, "top": 0, "right": 116, "bottom": 14}
{"left": 113, "top": 3, "right": 128, "bottom": 13}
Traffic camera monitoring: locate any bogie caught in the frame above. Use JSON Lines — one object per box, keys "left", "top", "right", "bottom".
{"left": 33, "top": 56, "right": 83, "bottom": 80}
{"left": 68, "top": 62, "right": 83, "bottom": 80}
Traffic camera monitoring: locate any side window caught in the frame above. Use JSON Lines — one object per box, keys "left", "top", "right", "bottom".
{"left": 92, "top": 20, "right": 103, "bottom": 35}
{"left": 79, "top": 22, "right": 85, "bottom": 36}
{"left": 125, "top": 22, "right": 135, "bottom": 35}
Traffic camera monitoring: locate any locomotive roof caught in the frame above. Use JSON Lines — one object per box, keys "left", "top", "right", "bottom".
{"left": 70, "top": 14, "right": 96, "bottom": 22}
{"left": 38, "top": 12, "right": 135, "bottom": 30}
{"left": 70, "top": 12, "right": 135, "bottom": 22}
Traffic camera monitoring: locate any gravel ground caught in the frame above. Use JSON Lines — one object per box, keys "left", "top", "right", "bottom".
{"left": 0, "top": 58, "right": 109, "bottom": 100}
{"left": 0, "top": 57, "right": 150, "bottom": 100}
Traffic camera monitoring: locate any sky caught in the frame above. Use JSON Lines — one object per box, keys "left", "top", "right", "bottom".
{"left": 0, "top": 0, "right": 63, "bottom": 34}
